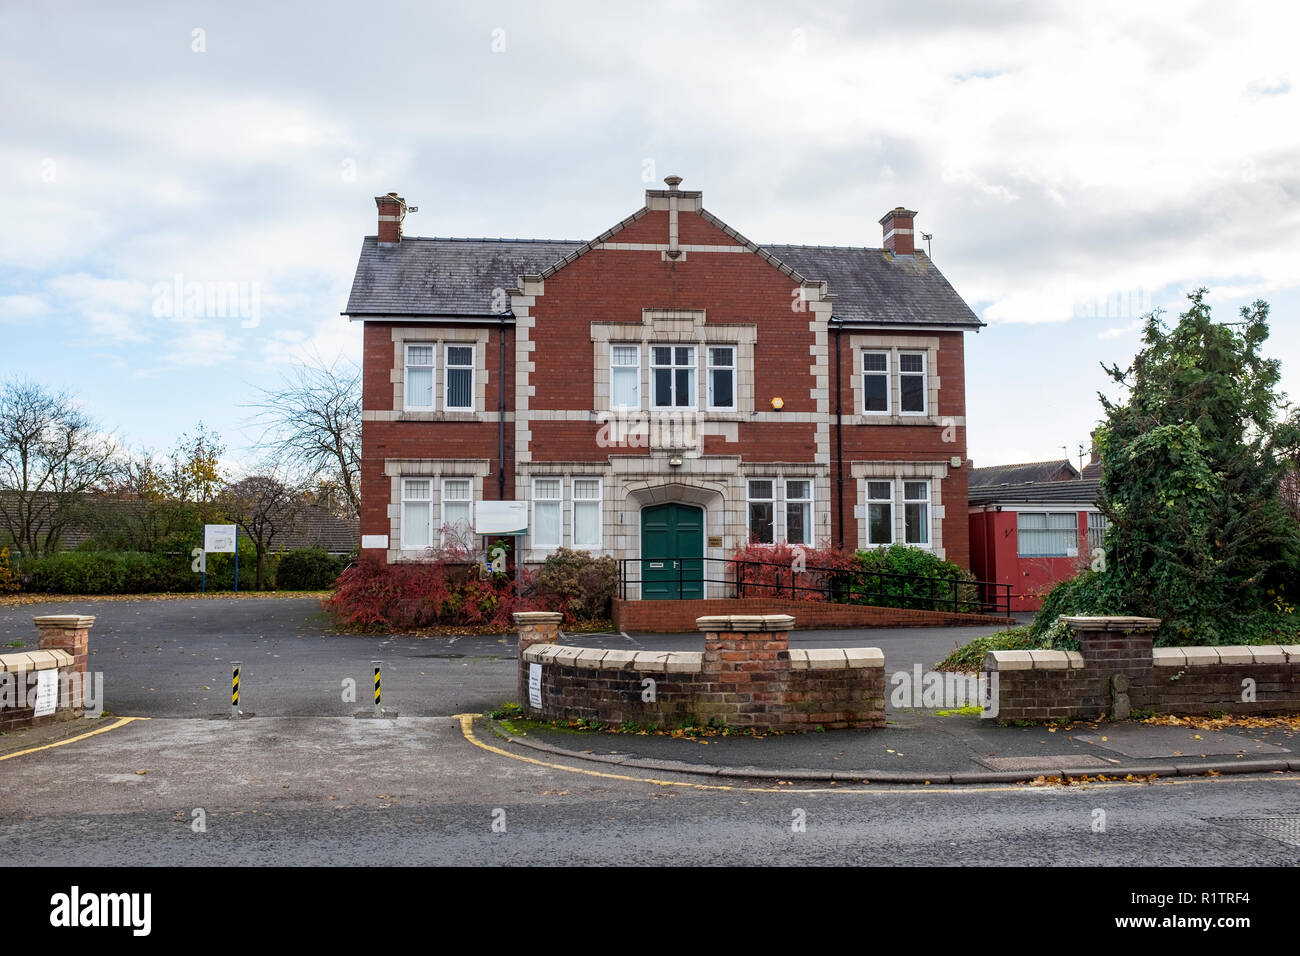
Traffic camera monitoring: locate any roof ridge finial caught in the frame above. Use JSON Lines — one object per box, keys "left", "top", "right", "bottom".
{"left": 663, "top": 175, "right": 683, "bottom": 191}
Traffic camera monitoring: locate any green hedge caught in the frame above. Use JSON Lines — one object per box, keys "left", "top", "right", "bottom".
{"left": 833, "top": 544, "right": 979, "bottom": 612}
{"left": 18, "top": 547, "right": 341, "bottom": 594}
{"left": 275, "top": 548, "right": 345, "bottom": 590}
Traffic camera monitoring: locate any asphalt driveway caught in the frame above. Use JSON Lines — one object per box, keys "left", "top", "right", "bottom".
{"left": 0, "top": 597, "right": 1017, "bottom": 718}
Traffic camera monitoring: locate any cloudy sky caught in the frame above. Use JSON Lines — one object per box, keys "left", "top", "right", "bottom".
{"left": 3, "top": 0, "right": 1298, "bottom": 471}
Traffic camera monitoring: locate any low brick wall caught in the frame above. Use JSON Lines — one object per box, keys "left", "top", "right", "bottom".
{"left": 986, "top": 616, "right": 1300, "bottom": 721}
{"left": 0, "top": 615, "right": 95, "bottom": 732}
{"left": 515, "top": 612, "right": 885, "bottom": 731}
{"left": 612, "top": 598, "right": 1012, "bottom": 633}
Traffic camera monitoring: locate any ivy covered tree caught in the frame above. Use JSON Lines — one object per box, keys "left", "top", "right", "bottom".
{"left": 1038, "top": 289, "right": 1300, "bottom": 645}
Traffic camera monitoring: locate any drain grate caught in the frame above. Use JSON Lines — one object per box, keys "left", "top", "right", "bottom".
{"left": 1206, "top": 815, "right": 1300, "bottom": 848}
{"left": 976, "top": 754, "right": 1111, "bottom": 772}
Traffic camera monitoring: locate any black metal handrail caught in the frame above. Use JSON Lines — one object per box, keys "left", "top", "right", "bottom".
{"left": 618, "top": 555, "right": 1011, "bottom": 617}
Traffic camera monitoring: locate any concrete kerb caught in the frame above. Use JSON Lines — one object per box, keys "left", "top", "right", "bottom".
{"left": 484, "top": 717, "right": 1300, "bottom": 786}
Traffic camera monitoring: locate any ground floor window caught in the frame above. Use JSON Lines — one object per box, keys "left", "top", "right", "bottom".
{"left": 903, "top": 481, "right": 930, "bottom": 545}
{"left": 440, "top": 478, "right": 473, "bottom": 544}
{"left": 866, "top": 481, "right": 894, "bottom": 545}
{"left": 532, "top": 478, "right": 563, "bottom": 549}
{"left": 572, "top": 478, "right": 602, "bottom": 549}
{"left": 1018, "top": 512, "right": 1077, "bottom": 557}
{"left": 747, "top": 479, "right": 775, "bottom": 544}
{"left": 1086, "top": 511, "right": 1108, "bottom": 553}
{"left": 785, "top": 480, "right": 812, "bottom": 545}
{"left": 401, "top": 478, "right": 432, "bottom": 550}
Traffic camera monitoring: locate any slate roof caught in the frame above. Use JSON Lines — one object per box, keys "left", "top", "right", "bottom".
{"left": 968, "top": 478, "right": 1100, "bottom": 507}
{"left": 763, "top": 245, "right": 981, "bottom": 328}
{"left": 345, "top": 237, "right": 584, "bottom": 317}
{"left": 969, "top": 459, "right": 1080, "bottom": 488}
{"left": 344, "top": 226, "right": 984, "bottom": 329}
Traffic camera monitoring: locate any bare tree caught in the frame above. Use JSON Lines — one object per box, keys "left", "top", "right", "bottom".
{"left": 219, "top": 471, "right": 303, "bottom": 590}
{"left": 0, "top": 379, "right": 117, "bottom": 555}
{"left": 247, "top": 354, "right": 360, "bottom": 517}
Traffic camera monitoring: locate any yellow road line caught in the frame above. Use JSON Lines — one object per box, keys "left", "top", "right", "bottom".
{"left": 455, "top": 714, "right": 1299, "bottom": 795}
{"left": 0, "top": 716, "right": 148, "bottom": 762}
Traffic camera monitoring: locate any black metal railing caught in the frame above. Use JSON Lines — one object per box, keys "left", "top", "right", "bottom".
{"left": 618, "top": 555, "right": 1011, "bottom": 617}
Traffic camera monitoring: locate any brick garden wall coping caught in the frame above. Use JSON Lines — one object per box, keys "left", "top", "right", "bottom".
{"left": 986, "top": 645, "right": 1300, "bottom": 671}
{"left": 1, "top": 615, "right": 95, "bottom": 732}
{"left": 517, "top": 613, "right": 886, "bottom": 731}
{"left": 0, "top": 649, "right": 74, "bottom": 673}
{"left": 986, "top": 616, "right": 1300, "bottom": 721}
{"left": 521, "top": 642, "right": 886, "bottom": 673}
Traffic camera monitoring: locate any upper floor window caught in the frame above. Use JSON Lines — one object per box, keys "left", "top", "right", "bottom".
{"left": 610, "top": 345, "right": 640, "bottom": 410}
{"left": 572, "top": 478, "right": 602, "bottom": 549}
{"left": 651, "top": 345, "right": 697, "bottom": 409}
{"left": 707, "top": 346, "right": 736, "bottom": 410}
{"left": 899, "top": 351, "right": 927, "bottom": 415}
{"left": 445, "top": 345, "right": 474, "bottom": 411}
{"left": 405, "top": 345, "right": 435, "bottom": 410}
{"left": 862, "top": 351, "right": 890, "bottom": 414}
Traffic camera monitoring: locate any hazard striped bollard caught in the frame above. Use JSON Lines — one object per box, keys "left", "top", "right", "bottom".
{"left": 372, "top": 660, "right": 382, "bottom": 717}
{"left": 231, "top": 661, "right": 241, "bottom": 718}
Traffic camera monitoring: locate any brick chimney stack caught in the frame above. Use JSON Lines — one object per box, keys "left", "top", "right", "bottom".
{"left": 879, "top": 207, "right": 918, "bottom": 256}
{"left": 375, "top": 192, "right": 407, "bottom": 244}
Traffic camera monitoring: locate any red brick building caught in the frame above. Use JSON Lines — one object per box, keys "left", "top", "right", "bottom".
{"left": 344, "top": 178, "right": 984, "bottom": 596}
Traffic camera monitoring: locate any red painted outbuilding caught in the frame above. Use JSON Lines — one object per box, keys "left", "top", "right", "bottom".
{"left": 968, "top": 477, "right": 1104, "bottom": 612}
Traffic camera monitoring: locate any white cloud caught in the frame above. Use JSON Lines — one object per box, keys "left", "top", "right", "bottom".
{"left": 0, "top": 294, "right": 49, "bottom": 320}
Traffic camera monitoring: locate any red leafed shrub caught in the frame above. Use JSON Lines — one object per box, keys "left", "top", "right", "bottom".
{"left": 727, "top": 542, "right": 856, "bottom": 601}
{"left": 325, "top": 551, "right": 540, "bottom": 630}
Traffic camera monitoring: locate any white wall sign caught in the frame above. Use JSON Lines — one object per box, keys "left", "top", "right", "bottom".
{"left": 528, "top": 663, "right": 542, "bottom": 709}
{"left": 475, "top": 501, "right": 528, "bottom": 536}
{"left": 34, "top": 669, "right": 57, "bottom": 717}
{"left": 204, "top": 524, "right": 238, "bottom": 553}
{"left": 361, "top": 534, "right": 389, "bottom": 550}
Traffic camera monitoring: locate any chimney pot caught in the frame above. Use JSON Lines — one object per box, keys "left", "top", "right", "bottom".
{"left": 879, "top": 206, "right": 918, "bottom": 256}
{"left": 375, "top": 192, "right": 407, "bottom": 244}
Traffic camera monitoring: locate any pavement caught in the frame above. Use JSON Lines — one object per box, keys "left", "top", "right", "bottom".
{"left": 496, "top": 710, "right": 1300, "bottom": 785}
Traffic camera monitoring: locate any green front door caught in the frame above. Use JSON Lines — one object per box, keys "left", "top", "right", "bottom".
{"left": 640, "top": 503, "right": 705, "bottom": 600}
